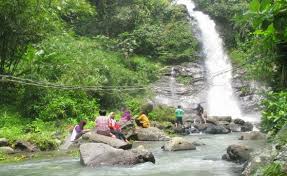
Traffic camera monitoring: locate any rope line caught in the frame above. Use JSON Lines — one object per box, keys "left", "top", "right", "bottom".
{"left": 0, "top": 58, "right": 257, "bottom": 92}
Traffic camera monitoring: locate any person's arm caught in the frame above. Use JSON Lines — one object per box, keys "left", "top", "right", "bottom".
{"left": 137, "top": 115, "right": 142, "bottom": 121}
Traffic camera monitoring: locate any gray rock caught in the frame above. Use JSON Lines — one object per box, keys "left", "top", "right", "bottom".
{"left": 217, "top": 121, "right": 231, "bottom": 127}
{"left": 233, "top": 118, "right": 245, "bottom": 125}
{"left": 0, "top": 146, "right": 14, "bottom": 154}
{"left": 82, "top": 132, "right": 132, "bottom": 150}
{"left": 242, "top": 146, "right": 273, "bottom": 176}
{"left": 205, "top": 124, "right": 230, "bottom": 134}
{"left": 0, "top": 138, "right": 8, "bottom": 147}
{"left": 134, "top": 127, "right": 170, "bottom": 141}
{"left": 228, "top": 122, "right": 241, "bottom": 132}
{"left": 188, "top": 126, "right": 200, "bottom": 133}
{"left": 80, "top": 143, "right": 155, "bottom": 167}
{"left": 14, "top": 141, "right": 38, "bottom": 152}
{"left": 162, "top": 137, "right": 196, "bottom": 151}
{"left": 239, "top": 131, "right": 266, "bottom": 140}
{"left": 208, "top": 116, "right": 232, "bottom": 122}
{"left": 222, "top": 144, "right": 252, "bottom": 164}
{"left": 141, "top": 101, "right": 154, "bottom": 114}
{"left": 241, "top": 122, "right": 253, "bottom": 132}
{"left": 172, "top": 126, "right": 186, "bottom": 134}
{"left": 194, "top": 123, "right": 209, "bottom": 131}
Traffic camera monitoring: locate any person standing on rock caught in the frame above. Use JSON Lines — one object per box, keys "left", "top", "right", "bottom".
{"left": 175, "top": 105, "right": 184, "bottom": 127}
{"left": 136, "top": 111, "right": 150, "bottom": 128}
{"left": 194, "top": 104, "right": 206, "bottom": 124}
{"left": 95, "top": 110, "right": 116, "bottom": 138}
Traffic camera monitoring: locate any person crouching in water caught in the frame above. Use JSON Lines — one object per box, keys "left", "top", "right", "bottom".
{"left": 108, "top": 112, "right": 129, "bottom": 143}
{"left": 95, "top": 110, "right": 116, "bottom": 138}
{"left": 70, "top": 120, "right": 89, "bottom": 142}
{"left": 175, "top": 105, "right": 184, "bottom": 128}
{"left": 136, "top": 111, "right": 150, "bottom": 128}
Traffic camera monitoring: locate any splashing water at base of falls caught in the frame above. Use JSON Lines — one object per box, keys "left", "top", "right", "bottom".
{"left": 176, "top": 0, "right": 243, "bottom": 119}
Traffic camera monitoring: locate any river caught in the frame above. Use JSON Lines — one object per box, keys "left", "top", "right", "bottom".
{"left": 0, "top": 133, "right": 266, "bottom": 176}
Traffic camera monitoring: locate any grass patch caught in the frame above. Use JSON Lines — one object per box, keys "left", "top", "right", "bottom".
{"left": 176, "top": 75, "right": 192, "bottom": 85}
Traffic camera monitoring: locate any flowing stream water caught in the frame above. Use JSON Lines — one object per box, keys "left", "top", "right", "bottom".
{"left": 0, "top": 1, "right": 265, "bottom": 175}
{"left": 0, "top": 133, "right": 266, "bottom": 176}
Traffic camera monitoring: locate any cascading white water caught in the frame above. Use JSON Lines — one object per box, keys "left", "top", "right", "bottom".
{"left": 176, "top": 0, "right": 242, "bottom": 118}
{"left": 170, "top": 67, "right": 176, "bottom": 98}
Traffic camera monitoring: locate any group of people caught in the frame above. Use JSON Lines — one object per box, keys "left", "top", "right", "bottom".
{"left": 70, "top": 108, "right": 151, "bottom": 142}
{"left": 175, "top": 104, "right": 207, "bottom": 127}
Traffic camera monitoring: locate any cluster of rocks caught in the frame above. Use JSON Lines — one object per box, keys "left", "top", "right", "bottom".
{"left": 242, "top": 126, "right": 287, "bottom": 175}
{"left": 221, "top": 131, "right": 267, "bottom": 164}
{"left": 221, "top": 126, "right": 287, "bottom": 176}
{"left": 218, "top": 130, "right": 287, "bottom": 175}
{"left": 78, "top": 126, "right": 204, "bottom": 167}
{"left": 175, "top": 116, "right": 254, "bottom": 135}
{"left": 0, "top": 138, "right": 39, "bottom": 154}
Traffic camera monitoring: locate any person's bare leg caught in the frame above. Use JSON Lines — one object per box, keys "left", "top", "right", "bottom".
{"left": 201, "top": 114, "right": 206, "bottom": 124}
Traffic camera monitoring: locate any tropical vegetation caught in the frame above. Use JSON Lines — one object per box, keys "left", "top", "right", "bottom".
{"left": 0, "top": 0, "right": 198, "bottom": 157}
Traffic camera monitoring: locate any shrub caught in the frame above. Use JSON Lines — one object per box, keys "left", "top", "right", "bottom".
{"left": 149, "top": 105, "right": 175, "bottom": 122}
{"left": 23, "top": 132, "right": 59, "bottom": 151}
{"left": 261, "top": 163, "right": 285, "bottom": 176}
{"left": 261, "top": 91, "right": 287, "bottom": 134}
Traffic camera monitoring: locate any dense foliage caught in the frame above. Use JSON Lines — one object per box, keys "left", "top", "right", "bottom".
{"left": 261, "top": 91, "right": 287, "bottom": 134}
{"left": 0, "top": 0, "right": 198, "bottom": 152}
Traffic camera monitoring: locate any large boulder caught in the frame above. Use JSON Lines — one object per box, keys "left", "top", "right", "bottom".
{"left": 242, "top": 146, "right": 273, "bottom": 176}
{"left": 204, "top": 124, "right": 230, "bottom": 134}
{"left": 82, "top": 132, "right": 132, "bottom": 150}
{"left": 0, "top": 146, "right": 14, "bottom": 154}
{"left": 133, "top": 127, "right": 170, "bottom": 141}
{"left": 241, "top": 122, "right": 253, "bottom": 132}
{"left": 188, "top": 126, "right": 200, "bottom": 133}
{"left": 217, "top": 121, "right": 231, "bottom": 128}
{"left": 80, "top": 143, "right": 155, "bottom": 167}
{"left": 207, "top": 116, "right": 232, "bottom": 123}
{"left": 172, "top": 126, "right": 186, "bottom": 134}
{"left": 233, "top": 118, "right": 245, "bottom": 125}
{"left": 141, "top": 101, "right": 154, "bottom": 114}
{"left": 0, "top": 138, "right": 8, "bottom": 147}
{"left": 228, "top": 122, "right": 242, "bottom": 132}
{"left": 222, "top": 144, "right": 252, "bottom": 164}
{"left": 239, "top": 131, "right": 266, "bottom": 140}
{"left": 14, "top": 141, "right": 38, "bottom": 152}
{"left": 162, "top": 137, "right": 196, "bottom": 151}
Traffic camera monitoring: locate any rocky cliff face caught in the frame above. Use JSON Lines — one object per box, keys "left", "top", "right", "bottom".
{"left": 232, "top": 68, "right": 268, "bottom": 115}
{"left": 152, "top": 61, "right": 206, "bottom": 114}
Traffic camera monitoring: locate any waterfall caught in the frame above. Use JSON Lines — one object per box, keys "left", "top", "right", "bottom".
{"left": 176, "top": 0, "right": 243, "bottom": 119}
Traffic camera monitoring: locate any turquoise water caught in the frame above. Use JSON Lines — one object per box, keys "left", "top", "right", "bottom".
{"left": 0, "top": 133, "right": 266, "bottom": 176}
